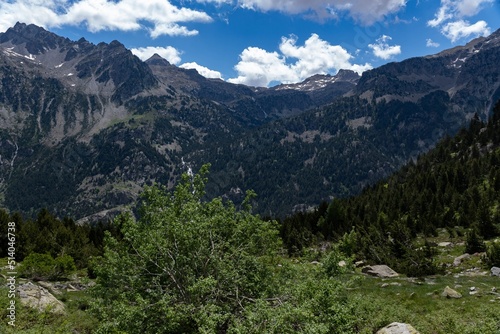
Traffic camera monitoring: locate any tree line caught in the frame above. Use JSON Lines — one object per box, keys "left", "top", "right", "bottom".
{"left": 0, "top": 208, "right": 117, "bottom": 270}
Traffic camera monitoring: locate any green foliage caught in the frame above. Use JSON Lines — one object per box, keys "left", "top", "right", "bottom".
{"left": 0, "top": 208, "right": 111, "bottom": 268}
{"left": 90, "top": 164, "right": 283, "bottom": 333}
{"left": 337, "top": 227, "right": 358, "bottom": 257}
{"left": 398, "top": 241, "right": 440, "bottom": 278}
{"left": 322, "top": 247, "right": 352, "bottom": 277}
{"left": 55, "top": 254, "right": 77, "bottom": 278}
{"left": 18, "top": 253, "right": 56, "bottom": 280}
{"left": 229, "top": 276, "right": 357, "bottom": 334}
{"left": 465, "top": 227, "right": 487, "bottom": 254}
{"left": 18, "top": 253, "right": 76, "bottom": 280}
{"left": 484, "top": 240, "right": 500, "bottom": 267}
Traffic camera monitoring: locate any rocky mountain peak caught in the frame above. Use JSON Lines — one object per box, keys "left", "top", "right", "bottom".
{"left": 109, "top": 40, "right": 125, "bottom": 48}
{"left": 273, "top": 69, "right": 359, "bottom": 92}
{"left": 335, "top": 69, "right": 360, "bottom": 83}
{"left": 145, "top": 53, "right": 172, "bottom": 66}
{"left": 0, "top": 22, "right": 70, "bottom": 55}
{"left": 427, "top": 27, "right": 500, "bottom": 64}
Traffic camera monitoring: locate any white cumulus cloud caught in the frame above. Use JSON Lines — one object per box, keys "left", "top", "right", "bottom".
{"left": 228, "top": 34, "right": 372, "bottom": 87}
{"left": 426, "top": 38, "right": 440, "bottom": 47}
{"left": 0, "top": 0, "right": 63, "bottom": 31}
{"left": 427, "top": 0, "right": 493, "bottom": 41}
{"left": 441, "top": 19, "right": 491, "bottom": 42}
{"left": 455, "top": 0, "right": 494, "bottom": 17}
{"left": 131, "top": 46, "right": 182, "bottom": 64}
{"left": 228, "top": 47, "right": 296, "bottom": 87}
{"left": 197, "top": 0, "right": 406, "bottom": 25}
{"left": 427, "top": 4, "right": 454, "bottom": 27}
{"left": 368, "top": 35, "right": 401, "bottom": 60}
{"left": 0, "top": 0, "right": 212, "bottom": 37}
{"left": 180, "top": 62, "right": 223, "bottom": 79}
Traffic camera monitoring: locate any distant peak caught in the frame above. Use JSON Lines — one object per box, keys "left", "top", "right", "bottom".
{"left": 109, "top": 40, "right": 124, "bottom": 48}
{"left": 0, "top": 22, "right": 68, "bottom": 55}
{"left": 150, "top": 53, "right": 166, "bottom": 60}
{"left": 12, "top": 22, "right": 27, "bottom": 30}
{"left": 335, "top": 69, "right": 360, "bottom": 81}
{"left": 10, "top": 22, "right": 47, "bottom": 35}
{"left": 145, "top": 53, "right": 172, "bottom": 66}
{"left": 428, "top": 28, "right": 500, "bottom": 60}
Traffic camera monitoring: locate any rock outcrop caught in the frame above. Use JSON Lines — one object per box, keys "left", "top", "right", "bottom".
{"left": 453, "top": 253, "right": 470, "bottom": 266}
{"left": 441, "top": 286, "right": 462, "bottom": 299}
{"left": 376, "top": 322, "right": 420, "bottom": 334}
{"left": 17, "top": 282, "right": 65, "bottom": 314}
{"left": 362, "top": 265, "right": 399, "bottom": 278}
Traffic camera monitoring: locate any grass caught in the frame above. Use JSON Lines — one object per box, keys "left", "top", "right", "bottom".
{"left": 346, "top": 228, "right": 500, "bottom": 333}
{"left": 349, "top": 273, "right": 500, "bottom": 333}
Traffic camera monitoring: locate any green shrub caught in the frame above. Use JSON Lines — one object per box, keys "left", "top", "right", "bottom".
{"left": 484, "top": 240, "right": 500, "bottom": 267}
{"left": 399, "top": 244, "right": 440, "bottom": 277}
{"left": 19, "top": 253, "right": 76, "bottom": 280}
{"left": 338, "top": 227, "right": 358, "bottom": 257}
{"left": 19, "top": 253, "right": 56, "bottom": 280}
{"left": 230, "top": 273, "right": 357, "bottom": 333}
{"left": 465, "top": 227, "right": 487, "bottom": 254}
{"left": 54, "top": 254, "right": 77, "bottom": 278}
{"left": 90, "top": 165, "right": 283, "bottom": 334}
{"left": 323, "top": 247, "right": 351, "bottom": 277}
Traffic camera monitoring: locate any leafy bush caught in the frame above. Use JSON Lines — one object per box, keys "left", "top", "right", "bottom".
{"left": 323, "top": 247, "right": 352, "bottom": 277}
{"left": 19, "top": 253, "right": 76, "bottom": 280}
{"left": 230, "top": 275, "right": 357, "bottom": 334}
{"left": 90, "top": 165, "right": 283, "bottom": 333}
{"left": 19, "top": 253, "right": 56, "bottom": 280}
{"left": 484, "top": 240, "right": 500, "bottom": 267}
{"left": 54, "top": 254, "right": 77, "bottom": 278}
{"left": 338, "top": 227, "right": 358, "bottom": 257}
{"left": 399, "top": 243, "right": 440, "bottom": 277}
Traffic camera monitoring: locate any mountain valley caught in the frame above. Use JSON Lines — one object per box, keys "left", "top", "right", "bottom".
{"left": 1, "top": 22, "right": 500, "bottom": 220}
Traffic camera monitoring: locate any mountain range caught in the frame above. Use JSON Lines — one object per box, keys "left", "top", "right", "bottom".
{"left": 1, "top": 22, "right": 500, "bottom": 221}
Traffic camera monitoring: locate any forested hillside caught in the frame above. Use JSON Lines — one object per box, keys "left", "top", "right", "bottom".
{"left": 281, "top": 100, "right": 500, "bottom": 275}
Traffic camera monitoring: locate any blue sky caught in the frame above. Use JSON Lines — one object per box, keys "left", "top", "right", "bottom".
{"left": 1, "top": 0, "right": 499, "bottom": 87}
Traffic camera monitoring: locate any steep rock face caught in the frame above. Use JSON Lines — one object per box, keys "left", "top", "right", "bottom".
{"left": 0, "top": 22, "right": 159, "bottom": 145}
{"left": 1, "top": 22, "right": 500, "bottom": 220}
{"left": 1, "top": 23, "right": 158, "bottom": 100}
{"left": 0, "top": 22, "right": 71, "bottom": 55}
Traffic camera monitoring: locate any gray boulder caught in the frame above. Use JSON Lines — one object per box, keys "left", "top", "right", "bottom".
{"left": 441, "top": 286, "right": 462, "bottom": 299}
{"left": 362, "top": 265, "right": 399, "bottom": 278}
{"left": 492, "top": 267, "right": 500, "bottom": 277}
{"left": 377, "top": 322, "right": 420, "bottom": 334}
{"left": 453, "top": 253, "right": 470, "bottom": 266}
{"left": 17, "top": 282, "right": 65, "bottom": 314}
